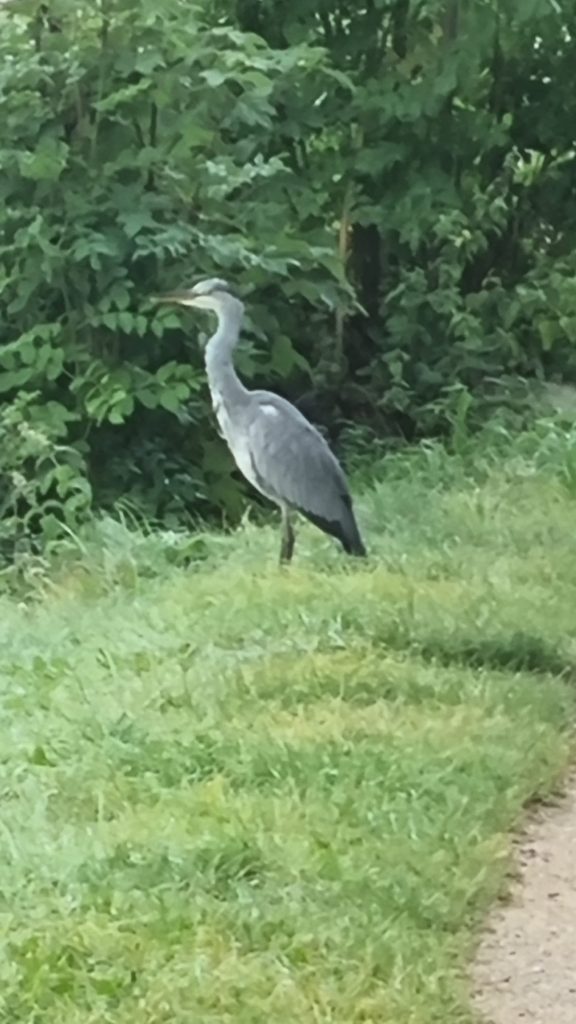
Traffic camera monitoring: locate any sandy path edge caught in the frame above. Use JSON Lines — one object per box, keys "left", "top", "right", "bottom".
{"left": 472, "top": 779, "right": 576, "bottom": 1023}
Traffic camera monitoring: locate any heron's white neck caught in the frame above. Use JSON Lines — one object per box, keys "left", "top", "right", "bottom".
{"left": 204, "top": 295, "right": 248, "bottom": 407}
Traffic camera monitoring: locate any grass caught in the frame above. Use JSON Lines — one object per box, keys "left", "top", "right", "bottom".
{"left": 1, "top": 423, "right": 575, "bottom": 1023}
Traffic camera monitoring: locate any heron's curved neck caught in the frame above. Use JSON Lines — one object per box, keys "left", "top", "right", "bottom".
{"left": 204, "top": 297, "right": 248, "bottom": 406}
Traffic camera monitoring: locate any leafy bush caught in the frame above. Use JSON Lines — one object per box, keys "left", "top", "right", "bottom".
{"left": 0, "top": 0, "right": 348, "bottom": 542}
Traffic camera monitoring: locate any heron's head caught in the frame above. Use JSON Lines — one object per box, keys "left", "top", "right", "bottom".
{"left": 155, "top": 278, "right": 242, "bottom": 314}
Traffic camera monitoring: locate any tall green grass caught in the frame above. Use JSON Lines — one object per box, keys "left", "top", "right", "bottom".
{"left": 0, "top": 421, "right": 575, "bottom": 1023}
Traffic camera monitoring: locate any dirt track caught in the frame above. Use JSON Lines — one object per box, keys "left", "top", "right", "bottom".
{"left": 473, "top": 782, "right": 576, "bottom": 1023}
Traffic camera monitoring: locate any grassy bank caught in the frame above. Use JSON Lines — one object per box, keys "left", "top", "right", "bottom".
{"left": 0, "top": 425, "right": 575, "bottom": 1023}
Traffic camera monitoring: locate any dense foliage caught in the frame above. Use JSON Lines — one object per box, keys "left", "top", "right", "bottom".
{"left": 1, "top": 0, "right": 575, "bottom": 554}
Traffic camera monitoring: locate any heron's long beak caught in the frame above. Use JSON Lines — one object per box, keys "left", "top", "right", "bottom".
{"left": 152, "top": 291, "right": 196, "bottom": 305}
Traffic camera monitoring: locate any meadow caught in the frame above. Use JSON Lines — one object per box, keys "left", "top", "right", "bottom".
{"left": 0, "top": 423, "right": 575, "bottom": 1024}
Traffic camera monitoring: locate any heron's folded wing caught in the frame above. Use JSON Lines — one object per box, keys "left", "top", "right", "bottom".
{"left": 246, "top": 400, "right": 348, "bottom": 521}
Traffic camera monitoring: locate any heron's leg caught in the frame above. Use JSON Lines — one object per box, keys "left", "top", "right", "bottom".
{"left": 279, "top": 506, "right": 295, "bottom": 565}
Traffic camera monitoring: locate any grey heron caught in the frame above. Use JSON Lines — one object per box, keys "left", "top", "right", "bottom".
{"left": 156, "top": 278, "right": 367, "bottom": 564}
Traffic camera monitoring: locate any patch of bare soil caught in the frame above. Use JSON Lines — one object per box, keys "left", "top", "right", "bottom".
{"left": 473, "top": 782, "right": 576, "bottom": 1024}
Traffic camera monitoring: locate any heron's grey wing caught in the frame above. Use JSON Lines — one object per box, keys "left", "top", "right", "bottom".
{"left": 245, "top": 395, "right": 364, "bottom": 552}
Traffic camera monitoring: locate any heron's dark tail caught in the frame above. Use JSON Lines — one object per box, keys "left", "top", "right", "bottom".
{"left": 337, "top": 492, "right": 367, "bottom": 557}
{"left": 342, "top": 531, "right": 367, "bottom": 557}
{"left": 301, "top": 498, "right": 367, "bottom": 557}
{"left": 340, "top": 513, "right": 367, "bottom": 557}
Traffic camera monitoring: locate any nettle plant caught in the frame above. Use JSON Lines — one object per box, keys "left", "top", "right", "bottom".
{"left": 0, "top": 391, "right": 91, "bottom": 561}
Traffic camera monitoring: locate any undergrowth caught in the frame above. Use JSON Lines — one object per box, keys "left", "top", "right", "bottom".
{"left": 0, "top": 424, "right": 575, "bottom": 1023}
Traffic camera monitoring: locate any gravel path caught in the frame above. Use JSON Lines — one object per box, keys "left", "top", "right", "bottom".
{"left": 473, "top": 783, "right": 576, "bottom": 1023}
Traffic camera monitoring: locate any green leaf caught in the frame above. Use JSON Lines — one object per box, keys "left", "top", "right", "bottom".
{"left": 135, "top": 316, "right": 148, "bottom": 337}
{"left": 137, "top": 390, "right": 159, "bottom": 409}
{"left": 539, "top": 319, "right": 561, "bottom": 351}
{"left": 120, "top": 211, "right": 157, "bottom": 239}
{"left": 270, "top": 336, "right": 296, "bottom": 376}
{"left": 159, "top": 391, "right": 182, "bottom": 413}
{"left": 118, "top": 312, "right": 136, "bottom": 334}
{"left": 19, "top": 139, "right": 69, "bottom": 182}
{"left": 560, "top": 317, "right": 576, "bottom": 344}
{"left": 200, "top": 69, "right": 228, "bottom": 87}
{"left": 156, "top": 362, "right": 178, "bottom": 383}
{"left": 94, "top": 80, "right": 151, "bottom": 113}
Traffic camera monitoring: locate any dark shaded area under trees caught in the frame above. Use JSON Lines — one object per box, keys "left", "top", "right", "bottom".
{"left": 1, "top": 0, "right": 576, "bottom": 556}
